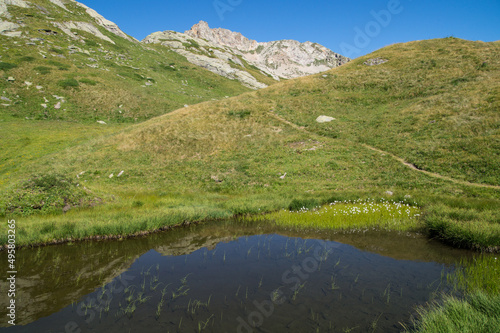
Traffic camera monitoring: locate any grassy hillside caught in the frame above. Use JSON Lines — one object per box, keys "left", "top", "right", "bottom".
{"left": 0, "top": 0, "right": 251, "bottom": 123}
{"left": 1, "top": 38, "right": 498, "bottom": 251}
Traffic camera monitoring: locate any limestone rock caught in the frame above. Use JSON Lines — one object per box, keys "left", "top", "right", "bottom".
{"left": 0, "top": 0, "right": 30, "bottom": 19}
{"left": 0, "top": 20, "right": 20, "bottom": 36}
{"left": 48, "top": 0, "right": 69, "bottom": 12}
{"left": 143, "top": 31, "right": 267, "bottom": 90}
{"left": 53, "top": 21, "right": 115, "bottom": 44}
{"left": 144, "top": 21, "right": 349, "bottom": 88}
{"left": 364, "top": 58, "right": 388, "bottom": 66}
{"left": 184, "top": 21, "right": 350, "bottom": 79}
{"left": 316, "top": 115, "right": 336, "bottom": 123}
{"left": 73, "top": 1, "right": 137, "bottom": 42}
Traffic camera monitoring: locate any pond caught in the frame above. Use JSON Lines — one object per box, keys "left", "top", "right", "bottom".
{"left": 0, "top": 219, "right": 473, "bottom": 332}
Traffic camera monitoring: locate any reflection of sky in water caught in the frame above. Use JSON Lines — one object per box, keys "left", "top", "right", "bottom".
{"left": 1, "top": 231, "right": 462, "bottom": 333}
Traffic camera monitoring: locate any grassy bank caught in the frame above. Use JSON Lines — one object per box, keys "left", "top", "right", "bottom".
{"left": 408, "top": 255, "right": 500, "bottom": 332}
{"left": 252, "top": 198, "right": 422, "bottom": 232}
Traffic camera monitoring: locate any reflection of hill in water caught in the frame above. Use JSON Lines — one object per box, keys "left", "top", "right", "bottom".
{"left": 154, "top": 234, "right": 235, "bottom": 256}
{"left": 0, "top": 219, "right": 472, "bottom": 327}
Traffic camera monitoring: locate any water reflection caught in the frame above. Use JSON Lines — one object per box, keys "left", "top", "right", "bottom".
{"left": 0, "top": 219, "right": 473, "bottom": 332}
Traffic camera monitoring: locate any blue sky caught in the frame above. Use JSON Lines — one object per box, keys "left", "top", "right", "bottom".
{"left": 80, "top": 0, "right": 499, "bottom": 58}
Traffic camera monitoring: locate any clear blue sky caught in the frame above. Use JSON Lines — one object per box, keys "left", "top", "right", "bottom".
{"left": 80, "top": 0, "right": 499, "bottom": 58}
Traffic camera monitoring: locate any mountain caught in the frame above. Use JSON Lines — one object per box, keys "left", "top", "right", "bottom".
{"left": 143, "top": 21, "right": 350, "bottom": 89}
{"left": 0, "top": 0, "right": 252, "bottom": 122}
{"left": 185, "top": 21, "right": 350, "bottom": 79}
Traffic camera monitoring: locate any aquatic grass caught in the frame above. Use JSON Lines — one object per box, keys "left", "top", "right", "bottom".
{"left": 172, "top": 285, "right": 190, "bottom": 300}
{"left": 408, "top": 291, "right": 500, "bottom": 333}
{"left": 410, "top": 255, "right": 500, "bottom": 332}
{"left": 330, "top": 276, "right": 340, "bottom": 291}
{"left": 253, "top": 199, "right": 422, "bottom": 232}
{"left": 187, "top": 296, "right": 212, "bottom": 315}
{"left": 198, "top": 314, "right": 215, "bottom": 332}
{"left": 447, "top": 255, "right": 500, "bottom": 295}
{"left": 292, "top": 282, "right": 306, "bottom": 301}
{"left": 383, "top": 283, "right": 391, "bottom": 304}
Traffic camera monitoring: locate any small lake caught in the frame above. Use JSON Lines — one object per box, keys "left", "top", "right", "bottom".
{"left": 0, "top": 219, "right": 473, "bottom": 332}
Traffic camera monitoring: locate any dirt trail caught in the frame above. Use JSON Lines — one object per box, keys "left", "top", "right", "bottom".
{"left": 269, "top": 112, "right": 500, "bottom": 190}
{"left": 362, "top": 144, "right": 500, "bottom": 190}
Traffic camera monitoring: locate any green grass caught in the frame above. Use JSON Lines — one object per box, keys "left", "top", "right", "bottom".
{"left": 409, "top": 292, "right": 500, "bottom": 333}
{"left": 1, "top": 37, "right": 499, "bottom": 253}
{"left": 424, "top": 203, "right": 500, "bottom": 251}
{"left": 0, "top": 0, "right": 252, "bottom": 123}
{"left": 447, "top": 255, "right": 500, "bottom": 295}
{"left": 253, "top": 199, "right": 421, "bottom": 232}
{"left": 408, "top": 254, "right": 500, "bottom": 332}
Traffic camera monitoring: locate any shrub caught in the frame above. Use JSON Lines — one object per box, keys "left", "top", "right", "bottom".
{"left": 18, "top": 56, "right": 35, "bottom": 62}
{"left": 0, "top": 62, "right": 17, "bottom": 71}
{"left": 227, "top": 110, "right": 251, "bottom": 119}
{"left": 0, "top": 174, "right": 92, "bottom": 216}
{"left": 34, "top": 66, "right": 52, "bottom": 74}
{"left": 79, "top": 78, "right": 98, "bottom": 85}
{"left": 85, "top": 39, "right": 99, "bottom": 47}
{"left": 49, "top": 48, "right": 64, "bottom": 54}
{"left": 288, "top": 198, "right": 319, "bottom": 211}
{"left": 47, "top": 60, "right": 70, "bottom": 70}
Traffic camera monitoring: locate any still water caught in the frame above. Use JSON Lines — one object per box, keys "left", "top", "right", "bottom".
{"left": 0, "top": 219, "right": 473, "bottom": 332}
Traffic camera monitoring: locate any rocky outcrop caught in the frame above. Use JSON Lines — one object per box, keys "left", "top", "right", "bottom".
{"left": 187, "top": 20, "right": 258, "bottom": 52}
{"left": 185, "top": 21, "right": 350, "bottom": 80}
{"left": 144, "top": 21, "right": 349, "bottom": 89}
{"left": 52, "top": 20, "right": 115, "bottom": 43}
{"left": 143, "top": 30, "right": 267, "bottom": 90}
{"left": 72, "top": 1, "right": 137, "bottom": 42}
{"left": 48, "top": 0, "right": 68, "bottom": 11}
{"left": 0, "top": 0, "right": 29, "bottom": 36}
{"left": 0, "top": 0, "right": 30, "bottom": 18}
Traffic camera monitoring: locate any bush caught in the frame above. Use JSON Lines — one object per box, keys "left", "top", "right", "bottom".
{"left": 288, "top": 198, "right": 319, "bottom": 211}
{"left": 58, "top": 78, "right": 79, "bottom": 88}
{"left": 0, "top": 62, "right": 17, "bottom": 71}
{"left": 49, "top": 48, "right": 64, "bottom": 55}
{"left": 34, "top": 66, "right": 52, "bottom": 74}
{"left": 85, "top": 39, "right": 99, "bottom": 47}
{"left": 0, "top": 174, "right": 92, "bottom": 216}
{"left": 79, "top": 78, "right": 98, "bottom": 85}
{"left": 18, "top": 56, "right": 35, "bottom": 62}
{"left": 47, "top": 60, "right": 70, "bottom": 70}
{"left": 227, "top": 110, "right": 251, "bottom": 119}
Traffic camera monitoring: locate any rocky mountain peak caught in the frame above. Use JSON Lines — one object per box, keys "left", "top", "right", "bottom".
{"left": 186, "top": 21, "right": 258, "bottom": 52}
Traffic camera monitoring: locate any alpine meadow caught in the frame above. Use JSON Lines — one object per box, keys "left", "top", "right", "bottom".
{"left": 0, "top": 1, "right": 499, "bottom": 332}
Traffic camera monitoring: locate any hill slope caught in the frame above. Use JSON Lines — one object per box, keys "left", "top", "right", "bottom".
{"left": 1, "top": 38, "right": 499, "bottom": 251}
{"left": 0, "top": 0, "right": 252, "bottom": 122}
{"left": 74, "top": 37, "right": 499, "bottom": 188}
